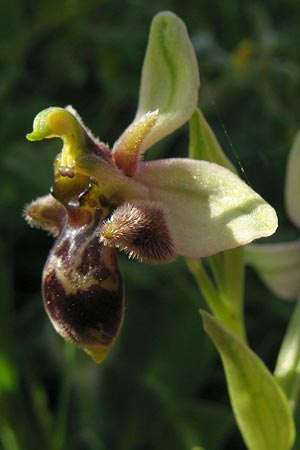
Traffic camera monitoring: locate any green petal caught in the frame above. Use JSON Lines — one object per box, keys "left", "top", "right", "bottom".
{"left": 135, "top": 158, "right": 278, "bottom": 257}
{"left": 246, "top": 241, "right": 300, "bottom": 300}
{"left": 201, "top": 311, "right": 295, "bottom": 450}
{"left": 285, "top": 130, "right": 300, "bottom": 228}
{"left": 189, "top": 108, "right": 237, "bottom": 173}
{"left": 133, "top": 11, "right": 199, "bottom": 153}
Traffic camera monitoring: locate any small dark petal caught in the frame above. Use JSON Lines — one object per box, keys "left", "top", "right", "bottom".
{"left": 100, "top": 201, "right": 176, "bottom": 264}
{"left": 24, "top": 194, "right": 66, "bottom": 237}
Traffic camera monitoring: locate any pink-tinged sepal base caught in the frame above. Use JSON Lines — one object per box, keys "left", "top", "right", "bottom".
{"left": 113, "top": 111, "right": 159, "bottom": 176}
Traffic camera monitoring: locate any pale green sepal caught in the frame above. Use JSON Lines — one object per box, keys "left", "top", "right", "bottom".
{"left": 246, "top": 241, "right": 300, "bottom": 300}
{"left": 189, "top": 108, "right": 237, "bottom": 173}
{"left": 285, "top": 130, "right": 300, "bottom": 228}
{"left": 201, "top": 310, "right": 295, "bottom": 450}
{"left": 135, "top": 158, "right": 278, "bottom": 258}
{"left": 275, "top": 299, "right": 300, "bottom": 412}
{"left": 134, "top": 11, "right": 199, "bottom": 153}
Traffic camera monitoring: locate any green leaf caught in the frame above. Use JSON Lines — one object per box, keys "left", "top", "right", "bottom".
{"left": 275, "top": 299, "right": 300, "bottom": 411}
{"left": 0, "top": 420, "right": 20, "bottom": 450}
{"left": 133, "top": 11, "right": 199, "bottom": 153}
{"left": 189, "top": 108, "right": 236, "bottom": 173}
{"left": 201, "top": 310, "right": 295, "bottom": 450}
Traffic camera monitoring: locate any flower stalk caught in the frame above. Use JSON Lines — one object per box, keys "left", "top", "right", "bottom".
{"left": 186, "top": 257, "right": 246, "bottom": 342}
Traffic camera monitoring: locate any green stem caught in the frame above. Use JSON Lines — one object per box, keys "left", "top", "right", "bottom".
{"left": 186, "top": 258, "right": 246, "bottom": 342}
{"left": 207, "top": 253, "right": 226, "bottom": 293}
{"left": 208, "top": 249, "right": 245, "bottom": 309}
{"left": 223, "top": 247, "right": 245, "bottom": 309}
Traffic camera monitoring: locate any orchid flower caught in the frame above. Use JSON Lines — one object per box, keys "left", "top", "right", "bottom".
{"left": 25, "top": 12, "right": 277, "bottom": 363}
{"left": 246, "top": 131, "right": 300, "bottom": 300}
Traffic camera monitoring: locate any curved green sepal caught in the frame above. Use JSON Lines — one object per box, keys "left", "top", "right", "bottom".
{"left": 285, "top": 130, "right": 300, "bottom": 228}
{"left": 188, "top": 108, "right": 237, "bottom": 173}
{"left": 134, "top": 11, "right": 199, "bottom": 153}
{"left": 201, "top": 310, "right": 295, "bottom": 450}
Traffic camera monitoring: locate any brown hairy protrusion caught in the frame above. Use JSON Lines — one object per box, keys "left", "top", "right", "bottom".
{"left": 100, "top": 201, "right": 176, "bottom": 263}
{"left": 24, "top": 194, "right": 66, "bottom": 237}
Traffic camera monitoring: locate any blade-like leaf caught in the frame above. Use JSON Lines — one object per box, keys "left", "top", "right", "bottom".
{"left": 201, "top": 310, "right": 295, "bottom": 450}
{"left": 275, "top": 299, "right": 300, "bottom": 411}
{"left": 134, "top": 11, "right": 200, "bottom": 153}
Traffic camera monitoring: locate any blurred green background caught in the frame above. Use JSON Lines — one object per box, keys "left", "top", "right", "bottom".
{"left": 1, "top": 0, "right": 300, "bottom": 449}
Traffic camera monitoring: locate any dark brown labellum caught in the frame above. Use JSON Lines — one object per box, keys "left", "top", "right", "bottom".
{"left": 43, "top": 215, "right": 124, "bottom": 363}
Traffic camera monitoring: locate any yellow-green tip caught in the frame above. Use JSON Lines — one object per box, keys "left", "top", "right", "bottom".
{"left": 26, "top": 130, "right": 46, "bottom": 141}
{"left": 84, "top": 343, "right": 111, "bottom": 364}
{"left": 26, "top": 106, "right": 84, "bottom": 141}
